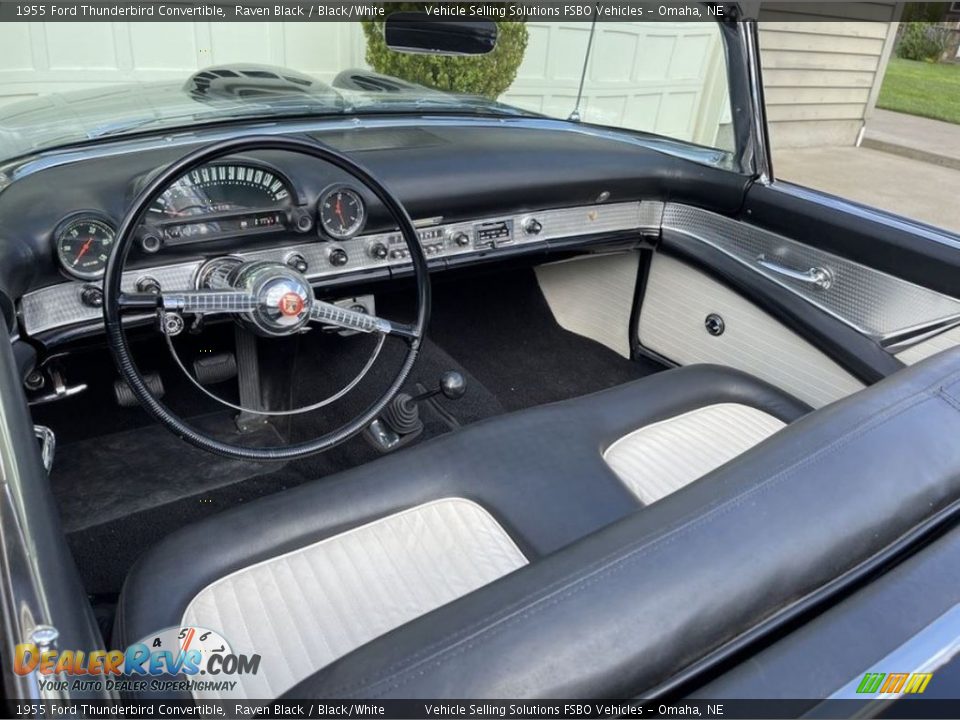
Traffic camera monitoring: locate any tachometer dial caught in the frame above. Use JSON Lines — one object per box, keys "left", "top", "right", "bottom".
{"left": 318, "top": 187, "right": 365, "bottom": 240}
{"left": 55, "top": 216, "right": 115, "bottom": 280}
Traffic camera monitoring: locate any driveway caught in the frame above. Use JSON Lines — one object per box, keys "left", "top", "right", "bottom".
{"left": 774, "top": 120, "right": 960, "bottom": 237}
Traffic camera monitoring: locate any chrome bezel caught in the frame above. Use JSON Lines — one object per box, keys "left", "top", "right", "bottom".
{"left": 317, "top": 185, "right": 366, "bottom": 240}
{"left": 53, "top": 212, "right": 116, "bottom": 281}
{"left": 140, "top": 158, "right": 299, "bottom": 216}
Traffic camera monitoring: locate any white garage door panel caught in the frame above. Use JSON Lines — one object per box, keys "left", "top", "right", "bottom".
{"left": 503, "top": 21, "right": 729, "bottom": 146}
{"left": 0, "top": 22, "right": 368, "bottom": 104}
{"left": 0, "top": 21, "right": 729, "bottom": 149}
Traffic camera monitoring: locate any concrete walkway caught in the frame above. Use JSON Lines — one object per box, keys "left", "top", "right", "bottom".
{"left": 773, "top": 107, "right": 960, "bottom": 236}
{"left": 862, "top": 108, "right": 960, "bottom": 170}
{"left": 774, "top": 146, "right": 960, "bottom": 235}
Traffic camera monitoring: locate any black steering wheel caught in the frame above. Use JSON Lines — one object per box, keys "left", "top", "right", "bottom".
{"left": 103, "top": 135, "right": 430, "bottom": 461}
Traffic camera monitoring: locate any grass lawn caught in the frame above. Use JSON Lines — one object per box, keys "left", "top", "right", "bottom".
{"left": 877, "top": 57, "right": 960, "bottom": 125}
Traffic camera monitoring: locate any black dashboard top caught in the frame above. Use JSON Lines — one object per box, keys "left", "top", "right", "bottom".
{"left": 0, "top": 116, "right": 750, "bottom": 332}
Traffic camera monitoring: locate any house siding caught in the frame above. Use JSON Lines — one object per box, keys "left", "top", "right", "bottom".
{"left": 759, "top": 3, "right": 903, "bottom": 149}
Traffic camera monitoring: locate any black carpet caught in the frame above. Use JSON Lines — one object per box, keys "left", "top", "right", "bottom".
{"left": 426, "top": 267, "right": 663, "bottom": 411}
{"left": 60, "top": 335, "right": 506, "bottom": 595}
{"left": 51, "top": 267, "right": 663, "bottom": 597}
{"left": 51, "top": 411, "right": 284, "bottom": 533}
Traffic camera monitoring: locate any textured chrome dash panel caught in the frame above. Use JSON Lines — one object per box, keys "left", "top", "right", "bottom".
{"left": 662, "top": 204, "right": 960, "bottom": 339}
{"left": 20, "top": 262, "right": 200, "bottom": 335}
{"left": 21, "top": 201, "right": 650, "bottom": 336}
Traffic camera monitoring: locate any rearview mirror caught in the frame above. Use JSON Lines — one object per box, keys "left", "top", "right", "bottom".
{"left": 384, "top": 13, "right": 498, "bottom": 56}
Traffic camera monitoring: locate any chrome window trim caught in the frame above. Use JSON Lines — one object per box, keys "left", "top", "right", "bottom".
{"left": 741, "top": 19, "right": 772, "bottom": 184}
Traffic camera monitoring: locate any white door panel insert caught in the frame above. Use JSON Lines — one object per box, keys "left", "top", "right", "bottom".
{"left": 638, "top": 254, "right": 864, "bottom": 408}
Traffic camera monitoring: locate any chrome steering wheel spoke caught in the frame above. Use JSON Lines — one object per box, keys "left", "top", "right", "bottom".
{"left": 308, "top": 299, "right": 417, "bottom": 340}
{"left": 162, "top": 290, "right": 258, "bottom": 315}
{"left": 117, "top": 289, "right": 258, "bottom": 316}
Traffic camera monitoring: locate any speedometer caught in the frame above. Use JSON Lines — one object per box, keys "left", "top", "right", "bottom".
{"left": 147, "top": 163, "right": 293, "bottom": 219}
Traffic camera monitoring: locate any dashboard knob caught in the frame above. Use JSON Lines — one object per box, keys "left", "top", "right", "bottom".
{"left": 80, "top": 285, "right": 103, "bottom": 308}
{"left": 328, "top": 247, "right": 349, "bottom": 267}
{"left": 136, "top": 276, "right": 161, "bottom": 295}
{"left": 522, "top": 218, "right": 543, "bottom": 236}
{"left": 452, "top": 231, "right": 471, "bottom": 247}
{"left": 369, "top": 242, "right": 388, "bottom": 260}
{"left": 285, "top": 253, "right": 309, "bottom": 274}
{"left": 140, "top": 233, "right": 162, "bottom": 254}
{"left": 291, "top": 208, "right": 314, "bottom": 233}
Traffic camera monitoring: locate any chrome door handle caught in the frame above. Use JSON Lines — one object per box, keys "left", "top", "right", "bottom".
{"left": 756, "top": 255, "right": 833, "bottom": 290}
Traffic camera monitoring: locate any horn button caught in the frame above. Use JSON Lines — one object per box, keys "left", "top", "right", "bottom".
{"left": 198, "top": 259, "right": 313, "bottom": 336}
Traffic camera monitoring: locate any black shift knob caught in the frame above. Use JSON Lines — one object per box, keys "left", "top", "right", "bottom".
{"left": 439, "top": 370, "right": 466, "bottom": 400}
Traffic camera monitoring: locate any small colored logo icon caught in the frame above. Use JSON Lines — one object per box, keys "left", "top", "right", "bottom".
{"left": 857, "top": 672, "right": 932, "bottom": 695}
{"left": 278, "top": 292, "right": 304, "bottom": 317}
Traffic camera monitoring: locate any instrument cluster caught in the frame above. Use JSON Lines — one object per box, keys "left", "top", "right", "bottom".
{"left": 52, "top": 160, "right": 369, "bottom": 281}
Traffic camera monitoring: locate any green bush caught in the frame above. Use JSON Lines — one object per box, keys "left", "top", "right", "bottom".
{"left": 901, "top": 2, "right": 950, "bottom": 23}
{"left": 361, "top": 4, "right": 528, "bottom": 99}
{"left": 897, "top": 22, "right": 951, "bottom": 62}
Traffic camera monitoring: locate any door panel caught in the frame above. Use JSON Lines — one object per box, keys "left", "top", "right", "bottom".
{"left": 662, "top": 204, "right": 960, "bottom": 341}
{"left": 745, "top": 183, "right": 960, "bottom": 300}
{"left": 638, "top": 253, "right": 864, "bottom": 408}
{"left": 637, "top": 184, "right": 960, "bottom": 405}
{"left": 743, "top": 183, "right": 960, "bottom": 361}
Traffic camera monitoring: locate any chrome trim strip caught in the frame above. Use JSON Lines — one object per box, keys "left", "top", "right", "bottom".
{"left": 21, "top": 201, "right": 651, "bottom": 336}
{"left": 881, "top": 314, "right": 960, "bottom": 352}
{"left": 662, "top": 203, "right": 960, "bottom": 340}
{"left": 826, "top": 603, "right": 960, "bottom": 702}
{"left": 742, "top": 20, "right": 772, "bottom": 184}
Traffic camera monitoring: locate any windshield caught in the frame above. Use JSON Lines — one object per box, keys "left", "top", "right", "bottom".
{"left": 0, "top": 18, "right": 734, "bottom": 166}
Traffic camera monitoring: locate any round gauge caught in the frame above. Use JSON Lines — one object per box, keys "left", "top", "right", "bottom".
{"left": 318, "top": 187, "right": 365, "bottom": 240}
{"left": 55, "top": 216, "right": 115, "bottom": 280}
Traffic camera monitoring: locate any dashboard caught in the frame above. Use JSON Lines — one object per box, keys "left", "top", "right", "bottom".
{"left": 0, "top": 117, "right": 750, "bottom": 345}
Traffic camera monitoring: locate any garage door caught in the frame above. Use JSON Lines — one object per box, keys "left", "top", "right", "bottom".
{"left": 501, "top": 21, "right": 731, "bottom": 147}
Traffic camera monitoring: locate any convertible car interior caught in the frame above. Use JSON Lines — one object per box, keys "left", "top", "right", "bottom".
{"left": 2, "top": 8, "right": 960, "bottom": 712}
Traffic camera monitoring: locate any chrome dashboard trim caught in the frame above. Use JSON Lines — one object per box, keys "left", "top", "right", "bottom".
{"left": 662, "top": 203, "right": 960, "bottom": 340}
{"left": 20, "top": 201, "right": 654, "bottom": 336}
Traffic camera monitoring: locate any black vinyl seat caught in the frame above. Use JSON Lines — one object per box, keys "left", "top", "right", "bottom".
{"left": 114, "top": 349, "right": 960, "bottom": 698}
{"left": 114, "top": 363, "right": 807, "bottom": 699}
